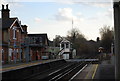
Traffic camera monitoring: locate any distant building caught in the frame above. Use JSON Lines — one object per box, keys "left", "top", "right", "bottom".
{"left": 59, "top": 38, "right": 74, "bottom": 59}
{"left": 28, "top": 34, "right": 49, "bottom": 60}
{"left": 0, "top": 4, "right": 28, "bottom": 64}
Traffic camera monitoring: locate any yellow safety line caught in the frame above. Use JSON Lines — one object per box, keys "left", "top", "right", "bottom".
{"left": 92, "top": 64, "right": 98, "bottom": 79}
{"left": 84, "top": 65, "right": 93, "bottom": 79}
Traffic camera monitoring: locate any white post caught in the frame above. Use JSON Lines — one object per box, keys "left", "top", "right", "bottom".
{"left": 64, "top": 43, "right": 66, "bottom": 49}
{"left": 69, "top": 43, "right": 70, "bottom": 49}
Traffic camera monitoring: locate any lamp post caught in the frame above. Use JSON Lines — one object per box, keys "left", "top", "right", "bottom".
{"left": 111, "top": 43, "right": 114, "bottom": 54}
{"left": 1, "top": 49, "right": 4, "bottom": 64}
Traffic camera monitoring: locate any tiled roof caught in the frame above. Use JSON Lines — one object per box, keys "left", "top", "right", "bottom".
{"left": 0, "top": 17, "right": 17, "bottom": 29}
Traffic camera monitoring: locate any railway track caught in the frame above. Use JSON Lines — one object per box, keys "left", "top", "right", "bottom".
{"left": 42, "top": 62, "right": 86, "bottom": 81}
{"left": 23, "top": 57, "right": 98, "bottom": 81}
{"left": 24, "top": 62, "right": 88, "bottom": 81}
{"left": 22, "top": 62, "right": 73, "bottom": 81}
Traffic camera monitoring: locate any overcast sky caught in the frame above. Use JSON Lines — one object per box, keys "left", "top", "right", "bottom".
{"left": 0, "top": 0, "right": 114, "bottom": 41}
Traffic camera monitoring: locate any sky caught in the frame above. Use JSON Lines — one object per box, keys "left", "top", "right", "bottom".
{"left": 0, "top": 0, "right": 114, "bottom": 41}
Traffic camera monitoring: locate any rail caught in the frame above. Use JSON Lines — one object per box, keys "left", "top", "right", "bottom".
{"left": 20, "top": 56, "right": 99, "bottom": 81}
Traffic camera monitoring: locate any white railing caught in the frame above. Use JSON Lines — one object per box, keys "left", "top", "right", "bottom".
{"left": 58, "top": 49, "right": 64, "bottom": 55}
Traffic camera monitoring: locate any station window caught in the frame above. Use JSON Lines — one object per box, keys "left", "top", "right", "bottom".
{"left": 61, "top": 44, "right": 64, "bottom": 48}
{"left": 13, "top": 29, "right": 16, "bottom": 40}
{"left": 66, "top": 43, "right": 69, "bottom": 48}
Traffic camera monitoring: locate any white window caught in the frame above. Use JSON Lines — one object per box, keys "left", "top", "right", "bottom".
{"left": 1, "top": 49, "right": 4, "bottom": 54}
{"left": 66, "top": 43, "right": 69, "bottom": 48}
{"left": 61, "top": 43, "right": 64, "bottom": 48}
{"left": 39, "top": 37, "right": 42, "bottom": 43}
{"left": 13, "top": 26, "right": 17, "bottom": 40}
{"left": 16, "top": 49, "right": 19, "bottom": 53}
{"left": 9, "top": 48, "right": 12, "bottom": 56}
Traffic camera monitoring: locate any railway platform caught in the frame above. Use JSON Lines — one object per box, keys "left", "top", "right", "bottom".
{"left": 71, "top": 55, "right": 115, "bottom": 80}
{"left": 94, "top": 55, "right": 115, "bottom": 80}
{"left": 70, "top": 64, "right": 98, "bottom": 80}
{"left": 1, "top": 55, "right": 115, "bottom": 80}
{"left": 1, "top": 59, "right": 60, "bottom": 72}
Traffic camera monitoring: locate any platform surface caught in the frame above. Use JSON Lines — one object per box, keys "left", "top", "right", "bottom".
{"left": 94, "top": 55, "right": 115, "bottom": 80}
{"left": 72, "top": 55, "right": 115, "bottom": 80}
{"left": 1, "top": 59, "right": 60, "bottom": 72}
{"left": 72, "top": 64, "right": 98, "bottom": 80}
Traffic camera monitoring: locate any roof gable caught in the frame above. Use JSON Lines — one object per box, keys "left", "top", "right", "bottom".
{"left": 1, "top": 18, "right": 16, "bottom": 29}
{"left": 0, "top": 17, "right": 23, "bottom": 32}
{"left": 61, "top": 38, "right": 70, "bottom": 43}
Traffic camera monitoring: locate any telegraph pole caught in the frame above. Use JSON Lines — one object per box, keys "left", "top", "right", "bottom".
{"left": 72, "top": 18, "right": 73, "bottom": 29}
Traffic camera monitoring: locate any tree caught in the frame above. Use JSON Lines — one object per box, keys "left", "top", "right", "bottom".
{"left": 67, "top": 28, "right": 86, "bottom": 45}
{"left": 99, "top": 25, "right": 114, "bottom": 53}
{"left": 66, "top": 28, "right": 87, "bottom": 56}
{"left": 53, "top": 35, "right": 63, "bottom": 47}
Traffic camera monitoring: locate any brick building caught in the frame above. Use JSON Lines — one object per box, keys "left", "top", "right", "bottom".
{"left": 20, "top": 25, "right": 28, "bottom": 62}
{"left": 28, "top": 34, "right": 49, "bottom": 60}
{"left": 0, "top": 4, "right": 50, "bottom": 64}
{"left": 0, "top": 4, "right": 28, "bottom": 64}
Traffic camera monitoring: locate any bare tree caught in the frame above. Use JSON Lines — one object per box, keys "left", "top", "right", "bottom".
{"left": 99, "top": 25, "right": 114, "bottom": 53}
{"left": 66, "top": 28, "right": 87, "bottom": 56}
{"left": 67, "top": 28, "right": 86, "bottom": 43}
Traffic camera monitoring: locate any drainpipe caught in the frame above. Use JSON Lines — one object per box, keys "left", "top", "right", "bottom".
{"left": 25, "top": 37, "right": 29, "bottom": 62}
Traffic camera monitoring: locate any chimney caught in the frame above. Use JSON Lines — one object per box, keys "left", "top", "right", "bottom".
{"left": 2, "top": 4, "right": 4, "bottom": 10}
{"left": 1, "top": 4, "right": 10, "bottom": 20}
{"left": 21, "top": 25, "right": 28, "bottom": 34}
{"left": 6, "top": 4, "right": 8, "bottom": 9}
